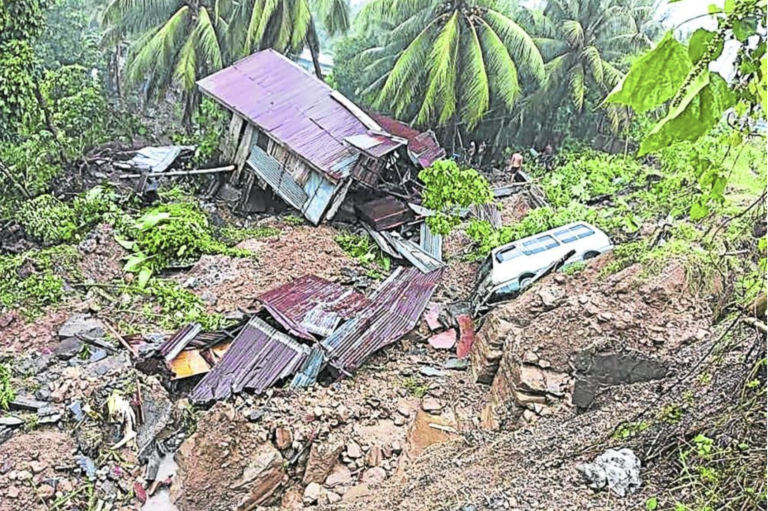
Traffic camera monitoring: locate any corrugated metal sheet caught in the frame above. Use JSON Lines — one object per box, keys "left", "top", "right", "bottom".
{"left": 322, "top": 267, "right": 442, "bottom": 373}
{"left": 198, "top": 50, "right": 395, "bottom": 180}
{"left": 368, "top": 113, "right": 446, "bottom": 168}
{"left": 420, "top": 222, "right": 443, "bottom": 261}
{"left": 190, "top": 316, "right": 309, "bottom": 404}
{"left": 124, "top": 146, "right": 193, "bottom": 173}
{"left": 159, "top": 323, "right": 201, "bottom": 362}
{"left": 473, "top": 203, "right": 502, "bottom": 229}
{"left": 381, "top": 232, "right": 445, "bottom": 273}
{"left": 290, "top": 344, "right": 326, "bottom": 388}
{"left": 257, "top": 275, "right": 371, "bottom": 340}
{"left": 302, "top": 172, "right": 338, "bottom": 225}
{"left": 247, "top": 145, "right": 308, "bottom": 210}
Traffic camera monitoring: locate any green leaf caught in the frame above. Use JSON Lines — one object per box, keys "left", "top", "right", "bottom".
{"left": 124, "top": 253, "right": 151, "bottom": 272}
{"left": 646, "top": 497, "right": 659, "bottom": 511}
{"left": 135, "top": 211, "right": 171, "bottom": 231}
{"left": 690, "top": 199, "right": 709, "bottom": 220}
{"left": 724, "top": 0, "right": 735, "bottom": 14}
{"left": 114, "top": 235, "right": 134, "bottom": 250}
{"left": 639, "top": 72, "right": 735, "bottom": 155}
{"left": 688, "top": 29, "right": 723, "bottom": 65}
{"left": 759, "top": 238, "right": 767, "bottom": 252}
{"left": 733, "top": 17, "right": 758, "bottom": 43}
{"left": 137, "top": 267, "right": 153, "bottom": 288}
{"left": 605, "top": 32, "right": 692, "bottom": 113}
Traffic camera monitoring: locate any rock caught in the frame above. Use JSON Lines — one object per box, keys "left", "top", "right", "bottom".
{"left": 443, "top": 358, "right": 468, "bottom": 370}
{"left": 0, "top": 417, "right": 23, "bottom": 427}
{"left": 53, "top": 337, "right": 83, "bottom": 360}
{"left": 396, "top": 406, "right": 410, "bottom": 418}
{"left": 366, "top": 446, "right": 383, "bottom": 467}
{"left": 303, "top": 482, "right": 322, "bottom": 504}
{"left": 362, "top": 467, "right": 387, "bottom": 486}
{"left": 274, "top": 427, "right": 292, "bottom": 451}
{"left": 420, "top": 366, "right": 447, "bottom": 378}
{"left": 230, "top": 443, "right": 285, "bottom": 509}
{"left": 327, "top": 491, "right": 342, "bottom": 504}
{"left": 303, "top": 441, "right": 343, "bottom": 484}
{"left": 247, "top": 409, "right": 264, "bottom": 422}
{"left": 421, "top": 398, "right": 443, "bottom": 413}
{"left": 391, "top": 440, "right": 402, "bottom": 454}
{"left": 29, "top": 460, "right": 47, "bottom": 473}
{"left": 346, "top": 442, "right": 362, "bottom": 459}
{"left": 597, "top": 312, "right": 614, "bottom": 323}
{"left": 394, "top": 416, "right": 406, "bottom": 426}
{"left": 577, "top": 448, "right": 642, "bottom": 497}
{"left": 512, "top": 364, "right": 569, "bottom": 396}
{"left": 538, "top": 287, "right": 565, "bottom": 310}
{"left": 522, "top": 410, "right": 538, "bottom": 423}
{"left": 58, "top": 314, "right": 105, "bottom": 339}
{"left": 513, "top": 391, "right": 546, "bottom": 406}
{"left": 342, "top": 483, "right": 370, "bottom": 502}
{"left": 38, "top": 483, "right": 55, "bottom": 499}
{"left": 324, "top": 464, "right": 352, "bottom": 488}
{"left": 58, "top": 479, "right": 73, "bottom": 494}
{"left": 281, "top": 487, "right": 304, "bottom": 509}
{"left": 7, "top": 486, "right": 20, "bottom": 499}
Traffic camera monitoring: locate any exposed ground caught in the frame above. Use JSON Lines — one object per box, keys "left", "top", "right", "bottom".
{"left": 0, "top": 185, "right": 764, "bottom": 511}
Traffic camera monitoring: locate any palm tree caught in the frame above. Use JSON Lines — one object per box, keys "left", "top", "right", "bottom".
{"left": 617, "top": 0, "right": 667, "bottom": 51}
{"left": 101, "top": 0, "right": 350, "bottom": 114}
{"left": 356, "top": 0, "right": 545, "bottom": 133}
{"left": 520, "top": 0, "right": 631, "bottom": 113}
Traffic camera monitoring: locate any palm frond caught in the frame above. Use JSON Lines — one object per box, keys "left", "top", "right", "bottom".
{"left": 289, "top": 0, "right": 312, "bottom": 51}
{"left": 245, "top": 0, "right": 277, "bottom": 54}
{"left": 376, "top": 18, "right": 438, "bottom": 115}
{"left": 601, "top": 60, "right": 623, "bottom": 89}
{"left": 484, "top": 10, "right": 545, "bottom": 84}
{"left": 173, "top": 32, "right": 197, "bottom": 90}
{"left": 416, "top": 10, "right": 460, "bottom": 125}
{"left": 125, "top": 5, "right": 191, "bottom": 88}
{"left": 581, "top": 45, "right": 603, "bottom": 84}
{"left": 568, "top": 63, "right": 585, "bottom": 111}
{"left": 459, "top": 20, "right": 490, "bottom": 129}
{"left": 532, "top": 36, "right": 569, "bottom": 60}
{"left": 478, "top": 18, "right": 520, "bottom": 111}
{"left": 316, "top": 0, "right": 350, "bottom": 36}
{"left": 561, "top": 19, "right": 583, "bottom": 47}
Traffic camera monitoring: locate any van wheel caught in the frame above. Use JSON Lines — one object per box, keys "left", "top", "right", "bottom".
{"left": 583, "top": 251, "right": 599, "bottom": 260}
{"left": 519, "top": 274, "right": 535, "bottom": 288}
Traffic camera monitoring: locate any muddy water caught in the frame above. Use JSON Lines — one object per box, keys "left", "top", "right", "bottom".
{"left": 142, "top": 455, "right": 180, "bottom": 511}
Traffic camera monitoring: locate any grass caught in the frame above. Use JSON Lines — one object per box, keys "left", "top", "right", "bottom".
{"left": 724, "top": 138, "right": 767, "bottom": 203}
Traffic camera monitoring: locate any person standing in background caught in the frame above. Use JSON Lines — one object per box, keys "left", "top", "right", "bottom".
{"left": 507, "top": 151, "right": 524, "bottom": 179}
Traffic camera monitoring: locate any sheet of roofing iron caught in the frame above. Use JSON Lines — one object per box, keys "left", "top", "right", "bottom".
{"left": 420, "top": 222, "right": 443, "bottom": 262}
{"left": 158, "top": 322, "right": 201, "bottom": 362}
{"left": 362, "top": 224, "right": 402, "bottom": 260}
{"left": 368, "top": 113, "right": 446, "bottom": 168}
{"left": 190, "top": 316, "right": 309, "bottom": 404}
{"left": 121, "top": 145, "right": 194, "bottom": 173}
{"left": 197, "top": 50, "right": 398, "bottom": 180}
{"left": 321, "top": 267, "right": 443, "bottom": 374}
{"left": 257, "top": 275, "right": 371, "bottom": 340}
{"left": 381, "top": 232, "right": 445, "bottom": 273}
{"left": 290, "top": 344, "right": 326, "bottom": 388}
{"left": 472, "top": 203, "right": 502, "bottom": 229}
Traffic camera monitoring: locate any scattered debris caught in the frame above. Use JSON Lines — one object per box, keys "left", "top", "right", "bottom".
{"left": 577, "top": 448, "right": 642, "bottom": 497}
{"left": 428, "top": 328, "right": 456, "bottom": 350}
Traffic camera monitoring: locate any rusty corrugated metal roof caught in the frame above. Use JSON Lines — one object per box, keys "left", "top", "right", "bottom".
{"left": 190, "top": 316, "right": 308, "bottom": 404}
{"left": 368, "top": 113, "right": 446, "bottom": 168}
{"left": 322, "top": 267, "right": 442, "bottom": 373}
{"left": 198, "top": 50, "right": 399, "bottom": 180}
{"left": 257, "top": 275, "right": 371, "bottom": 340}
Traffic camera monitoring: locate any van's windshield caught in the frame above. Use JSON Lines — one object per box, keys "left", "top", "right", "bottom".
{"left": 520, "top": 235, "right": 559, "bottom": 255}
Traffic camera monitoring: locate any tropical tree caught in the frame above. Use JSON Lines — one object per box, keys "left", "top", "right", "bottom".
{"left": 101, "top": 0, "right": 350, "bottom": 115}
{"left": 617, "top": 0, "right": 667, "bottom": 51}
{"left": 520, "top": 0, "right": 632, "bottom": 113}
{"left": 356, "top": 0, "right": 545, "bottom": 134}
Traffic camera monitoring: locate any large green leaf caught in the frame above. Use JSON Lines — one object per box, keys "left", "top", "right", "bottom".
{"left": 688, "top": 29, "right": 723, "bottom": 65}
{"left": 639, "top": 72, "right": 736, "bottom": 155}
{"left": 605, "top": 31, "right": 691, "bottom": 113}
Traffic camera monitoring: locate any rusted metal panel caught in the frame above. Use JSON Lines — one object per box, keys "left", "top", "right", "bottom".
{"left": 169, "top": 349, "right": 211, "bottom": 379}
{"left": 473, "top": 203, "right": 502, "bottom": 229}
{"left": 190, "top": 316, "right": 309, "bottom": 403}
{"left": 322, "top": 267, "right": 442, "bottom": 373}
{"left": 247, "top": 145, "right": 309, "bottom": 210}
{"left": 159, "top": 323, "right": 201, "bottom": 362}
{"left": 257, "top": 275, "right": 371, "bottom": 340}
{"left": 368, "top": 113, "right": 446, "bottom": 168}
{"left": 290, "top": 344, "right": 325, "bottom": 388}
{"left": 357, "top": 196, "right": 413, "bottom": 231}
{"left": 198, "top": 50, "right": 396, "bottom": 181}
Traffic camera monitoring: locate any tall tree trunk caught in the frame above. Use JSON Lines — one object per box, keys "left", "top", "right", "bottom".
{"left": 307, "top": 23, "right": 324, "bottom": 81}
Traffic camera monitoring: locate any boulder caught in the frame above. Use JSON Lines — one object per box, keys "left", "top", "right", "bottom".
{"left": 577, "top": 448, "right": 642, "bottom": 497}
{"left": 303, "top": 440, "right": 343, "bottom": 484}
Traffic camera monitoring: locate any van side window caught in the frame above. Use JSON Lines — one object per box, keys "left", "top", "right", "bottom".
{"left": 554, "top": 224, "right": 595, "bottom": 244}
{"left": 521, "top": 235, "right": 559, "bottom": 255}
{"left": 496, "top": 246, "right": 522, "bottom": 263}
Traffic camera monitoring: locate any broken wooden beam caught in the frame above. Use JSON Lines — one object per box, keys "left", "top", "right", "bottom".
{"left": 119, "top": 165, "right": 236, "bottom": 179}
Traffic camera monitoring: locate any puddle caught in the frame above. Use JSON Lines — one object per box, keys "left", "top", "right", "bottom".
{"left": 142, "top": 454, "right": 180, "bottom": 511}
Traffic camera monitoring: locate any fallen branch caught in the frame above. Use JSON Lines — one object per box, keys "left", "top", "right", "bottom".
{"left": 119, "top": 165, "right": 235, "bottom": 179}
{"left": 103, "top": 320, "right": 137, "bottom": 358}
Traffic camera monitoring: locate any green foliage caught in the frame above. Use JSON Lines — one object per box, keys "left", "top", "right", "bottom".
{"left": 613, "top": 420, "right": 650, "bottom": 439}
{"left": 326, "top": 34, "right": 375, "bottom": 102}
{"left": 170, "top": 99, "right": 227, "bottom": 165}
{"left": 36, "top": 0, "right": 103, "bottom": 70}
{"left": 0, "top": 0, "right": 51, "bottom": 43}
{"left": 138, "top": 279, "right": 225, "bottom": 331}
{"left": 645, "top": 497, "right": 659, "bottom": 510}
{"left": 18, "top": 186, "right": 120, "bottom": 244}
{"left": 0, "top": 40, "right": 37, "bottom": 137}
{"left": 0, "top": 245, "right": 80, "bottom": 315}
{"left": 122, "top": 202, "right": 250, "bottom": 286}
{"left": 562, "top": 261, "right": 586, "bottom": 275}
{"left": 282, "top": 215, "right": 304, "bottom": 226}
{"left": 420, "top": 160, "right": 493, "bottom": 235}
{"left": 0, "top": 363, "right": 15, "bottom": 410}
{"left": 402, "top": 377, "right": 428, "bottom": 398}
{"left": 335, "top": 232, "right": 390, "bottom": 278}
{"left": 357, "top": 0, "right": 544, "bottom": 129}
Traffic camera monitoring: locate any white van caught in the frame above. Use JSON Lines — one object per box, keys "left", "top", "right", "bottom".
{"left": 472, "top": 222, "right": 613, "bottom": 311}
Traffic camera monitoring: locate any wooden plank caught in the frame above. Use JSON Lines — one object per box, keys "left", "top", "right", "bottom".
{"left": 231, "top": 124, "right": 254, "bottom": 183}
{"left": 221, "top": 113, "right": 244, "bottom": 162}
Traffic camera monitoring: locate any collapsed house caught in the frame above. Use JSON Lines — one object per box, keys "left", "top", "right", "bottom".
{"left": 197, "top": 49, "right": 444, "bottom": 224}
